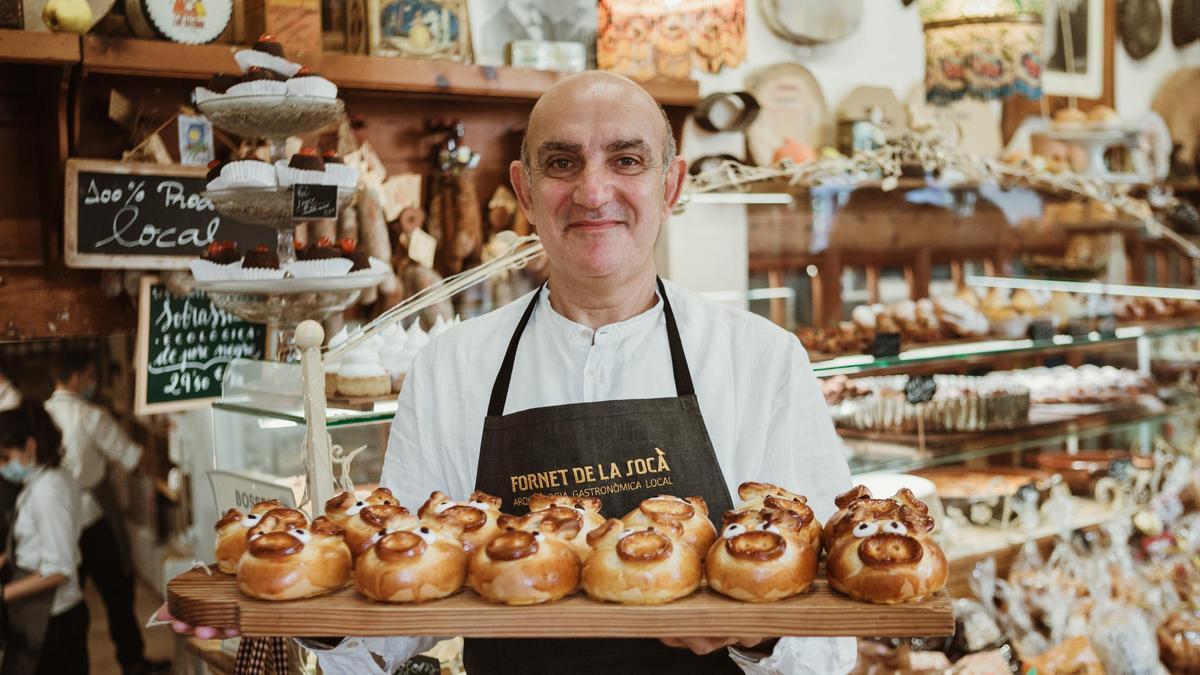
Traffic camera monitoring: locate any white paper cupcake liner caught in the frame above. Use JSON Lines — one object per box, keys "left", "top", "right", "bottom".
{"left": 192, "top": 87, "right": 224, "bottom": 105}
{"left": 220, "top": 160, "right": 277, "bottom": 188}
{"left": 236, "top": 266, "right": 286, "bottom": 280}
{"left": 286, "top": 258, "right": 354, "bottom": 279}
{"left": 274, "top": 161, "right": 326, "bottom": 187}
{"left": 322, "top": 163, "right": 359, "bottom": 189}
{"left": 206, "top": 176, "right": 230, "bottom": 191}
{"left": 234, "top": 49, "right": 302, "bottom": 77}
{"left": 189, "top": 259, "right": 239, "bottom": 281}
{"left": 225, "top": 80, "right": 287, "bottom": 98}
{"left": 286, "top": 76, "right": 338, "bottom": 99}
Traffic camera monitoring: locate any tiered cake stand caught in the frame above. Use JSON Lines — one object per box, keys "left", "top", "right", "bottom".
{"left": 194, "top": 95, "right": 385, "bottom": 359}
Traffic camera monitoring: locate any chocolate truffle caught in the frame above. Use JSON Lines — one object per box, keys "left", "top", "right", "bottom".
{"left": 202, "top": 241, "right": 239, "bottom": 265}
{"left": 321, "top": 150, "right": 343, "bottom": 164}
{"left": 253, "top": 33, "right": 285, "bottom": 58}
{"left": 206, "top": 159, "right": 225, "bottom": 181}
{"left": 206, "top": 74, "right": 241, "bottom": 93}
{"left": 243, "top": 66, "right": 285, "bottom": 82}
{"left": 288, "top": 147, "right": 325, "bottom": 171}
{"left": 338, "top": 238, "right": 369, "bottom": 271}
{"left": 243, "top": 244, "right": 280, "bottom": 269}
{"left": 299, "top": 237, "right": 342, "bottom": 261}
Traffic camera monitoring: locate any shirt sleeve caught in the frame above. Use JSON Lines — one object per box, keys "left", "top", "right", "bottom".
{"left": 89, "top": 405, "right": 142, "bottom": 472}
{"left": 728, "top": 334, "right": 856, "bottom": 672}
{"left": 25, "top": 476, "right": 81, "bottom": 578}
{"left": 381, "top": 340, "right": 457, "bottom": 507}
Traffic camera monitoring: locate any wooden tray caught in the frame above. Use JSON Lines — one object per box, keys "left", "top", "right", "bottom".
{"left": 167, "top": 570, "right": 953, "bottom": 638}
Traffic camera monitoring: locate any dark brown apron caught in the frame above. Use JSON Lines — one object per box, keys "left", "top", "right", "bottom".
{"left": 0, "top": 470, "right": 56, "bottom": 675}
{"left": 467, "top": 278, "right": 739, "bottom": 675}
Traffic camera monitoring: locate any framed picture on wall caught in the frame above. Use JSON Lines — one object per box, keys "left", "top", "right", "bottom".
{"left": 467, "top": 0, "right": 598, "bottom": 67}
{"left": 1042, "top": 0, "right": 1106, "bottom": 99}
{"left": 365, "top": 0, "right": 472, "bottom": 61}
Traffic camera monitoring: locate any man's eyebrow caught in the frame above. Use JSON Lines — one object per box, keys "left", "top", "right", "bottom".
{"left": 535, "top": 140, "right": 583, "bottom": 160}
{"left": 606, "top": 139, "right": 650, "bottom": 154}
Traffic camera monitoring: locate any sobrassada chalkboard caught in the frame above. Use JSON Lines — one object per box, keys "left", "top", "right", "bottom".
{"left": 135, "top": 276, "right": 266, "bottom": 414}
{"left": 65, "top": 159, "right": 275, "bottom": 270}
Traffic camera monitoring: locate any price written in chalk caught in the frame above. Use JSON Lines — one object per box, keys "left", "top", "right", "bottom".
{"left": 137, "top": 281, "right": 265, "bottom": 412}
{"left": 292, "top": 184, "right": 339, "bottom": 220}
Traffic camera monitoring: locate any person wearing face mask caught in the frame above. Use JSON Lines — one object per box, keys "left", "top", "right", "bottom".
{"left": 43, "top": 352, "right": 168, "bottom": 675}
{"left": 0, "top": 399, "right": 88, "bottom": 675}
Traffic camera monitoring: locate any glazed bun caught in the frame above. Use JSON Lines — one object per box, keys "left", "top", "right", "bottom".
{"left": 705, "top": 509, "right": 818, "bottom": 602}
{"left": 355, "top": 523, "right": 467, "bottom": 603}
{"left": 498, "top": 495, "right": 605, "bottom": 560}
{"left": 582, "top": 518, "right": 701, "bottom": 605}
{"left": 324, "top": 487, "right": 400, "bottom": 529}
{"left": 215, "top": 501, "right": 285, "bottom": 574}
{"left": 735, "top": 482, "right": 822, "bottom": 548}
{"left": 342, "top": 504, "right": 414, "bottom": 557}
{"left": 238, "top": 516, "right": 353, "bottom": 600}
{"left": 467, "top": 528, "right": 580, "bottom": 605}
{"left": 824, "top": 486, "right": 948, "bottom": 605}
{"left": 419, "top": 491, "right": 504, "bottom": 554}
{"left": 621, "top": 496, "right": 716, "bottom": 560}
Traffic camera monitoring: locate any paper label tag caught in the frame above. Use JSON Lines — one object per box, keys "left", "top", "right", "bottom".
{"left": 408, "top": 228, "right": 437, "bottom": 269}
{"left": 176, "top": 114, "right": 214, "bottom": 166}
{"left": 870, "top": 332, "right": 902, "bottom": 358}
{"left": 208, "top": 470, "right": 296, "bottom": 513}
{"left": 905, "top": 374, "right": 937, "bottom": 404}
{"left": 1028, "top": 319, "right": 1055, "bottom": 342}
{"left": 293, "top": 183, "right": 339, "bottom": 220}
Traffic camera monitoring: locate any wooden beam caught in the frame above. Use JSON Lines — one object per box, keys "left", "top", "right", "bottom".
{"left": 0, "top": 29, "right": 79, "bottom": 65}
{"left": 80, "top": 36, "right": 700, "bottom": 107}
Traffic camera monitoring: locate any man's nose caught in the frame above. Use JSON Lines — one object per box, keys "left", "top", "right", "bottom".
{"left": 573, "top": 163, "right": 615, "bottom": 210}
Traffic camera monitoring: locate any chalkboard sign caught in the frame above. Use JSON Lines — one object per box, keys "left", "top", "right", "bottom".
{"left": 1028, "top": 319, "right": 1056, "bottom": 342}
{"left": 65, "top": 159, "right": 275, "bottom": 270}
{"left": 293, "top": 183, "right": 339, "bottom": 220}
{"left": 870, "top": 332, "right": 902, "bottom": 358}
{"left": 135, "top": 276, "right": 266, "bottom": 414}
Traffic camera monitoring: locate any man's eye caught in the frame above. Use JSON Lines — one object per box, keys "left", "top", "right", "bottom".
{"left": 616, "top": 156, "right": 640, "bottom": 167}
{"left": 548, "top": 158, "right": 573, "bottom": 171}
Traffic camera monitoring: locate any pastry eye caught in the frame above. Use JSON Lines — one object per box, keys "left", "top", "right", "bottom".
{"left": 356, "top": 501, "right": 364, "bottom": 507}
{"left": 722, "top": 524, "right": 745, "bottom": 538}
{"left": 419, "top": 527, "right": 430, "bottom": 534}
{"left": 882, "top": 521, "right": 908, "bottom": 535}
{"left": 533, "top": 532, "right": 545, "bottom": 541}
{"left": 289, "top": 528, "right": 312, "bottom": 543}
{"left": 853, "top": 522, "right": 879, "bottom": 538}
{"left": 433, "top": 501, "right": 455, "bottom": 514}
{"left": 618, "top": 528, "right": 636, "bottom": 540}
{"left": 573, "top": 503, "right": 586, "bottom": 512}
{"left": 466, "top": 500, "right": 491, "bottom": 512}
{"left": 242, "top": 514, "right": 260, "bottom": 527}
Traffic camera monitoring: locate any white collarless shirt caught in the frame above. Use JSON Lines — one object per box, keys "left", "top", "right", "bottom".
{"left": 318, "top": 280, "right": 855, "bottom": 675}
{"left": 13, "top": 467, "right": 84, "bottom": 616}
{"left": 44, "top": 389, "right": 142, "bottom": 528}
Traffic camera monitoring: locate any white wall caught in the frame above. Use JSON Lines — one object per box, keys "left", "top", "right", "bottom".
{"left": 680, "top": 1, "right": 1200, "bottom": 160}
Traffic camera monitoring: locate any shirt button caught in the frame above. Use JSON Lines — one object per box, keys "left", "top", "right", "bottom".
{"left": 580, "top": 329, "right": 591, "bottom": 339}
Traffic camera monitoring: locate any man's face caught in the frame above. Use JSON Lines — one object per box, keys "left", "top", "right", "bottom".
{"left": 512, "top": 89, "right": 685, "bottom": 282}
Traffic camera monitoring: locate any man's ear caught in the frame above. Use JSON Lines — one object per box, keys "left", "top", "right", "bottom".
{"left": 509, "top": 160, "right": 535, "bottom": 225}
{"left": 661, "top": 156, "right": 687, "bottom": 217}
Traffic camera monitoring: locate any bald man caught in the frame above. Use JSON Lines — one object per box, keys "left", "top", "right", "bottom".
{"left": 167, "top": 72, "right": 855, "bottom": 673}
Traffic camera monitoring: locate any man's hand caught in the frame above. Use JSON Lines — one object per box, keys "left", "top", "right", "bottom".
{"left": 660, "top": 637, "right": 770, "bottom": 655}
{"left": 153, "top": 604, "right": 239, "bottom": 641}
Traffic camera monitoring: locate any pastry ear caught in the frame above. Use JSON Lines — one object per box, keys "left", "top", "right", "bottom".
{"left": 418, "top": 491, "right": 451, "bottom": 518}
{"left": 899, "top": 506, "right": 935, "bottom": 533}
{"left": 575, "top": 497, "right": 603, "bottom": 513}
{"left": 325, "top": 491, "right": 354, "bottom": 512}
{"left": 310, "top": 515, "right": 344, "bottom": 537}
{"left": 586, "top": 518, "right": 625, "bottom": 548}
{"left": 528, "top": 493, "right": 555, "bottom": 511}
{"left": 369, "top": 487, "right": 397, "bottom": 505}
{"left": 835, "top": 485, "right": 872, "bottom": 509}
{"left": 684, "top": 496, "right": 709, "bottom": 517}
{"left": 216, "top": 508, "right": 243, "bottom": 530}
{"left": 892, "top": 488, "right": 928, "bottom": 515}
{"left": 468, "top": 491, "right": 504, "bottom": 510}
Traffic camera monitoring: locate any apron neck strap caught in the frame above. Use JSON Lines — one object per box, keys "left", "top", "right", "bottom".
{"left": 487, "top": 277, "right": 695, "bottom": 417}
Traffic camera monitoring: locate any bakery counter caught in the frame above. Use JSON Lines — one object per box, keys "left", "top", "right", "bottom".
{"left": 845, "top": 399, "right": 1194, "bottom": 476}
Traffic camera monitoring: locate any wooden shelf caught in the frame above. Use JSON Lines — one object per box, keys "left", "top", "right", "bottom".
{"left": 168, "top": 570, "right": 953, "bottom": 638}
{"left": 0, "top": 29, "right": 80, "bottom": 65}
{"left": 80, "top": 36, "right": 700, "bottom": 106}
